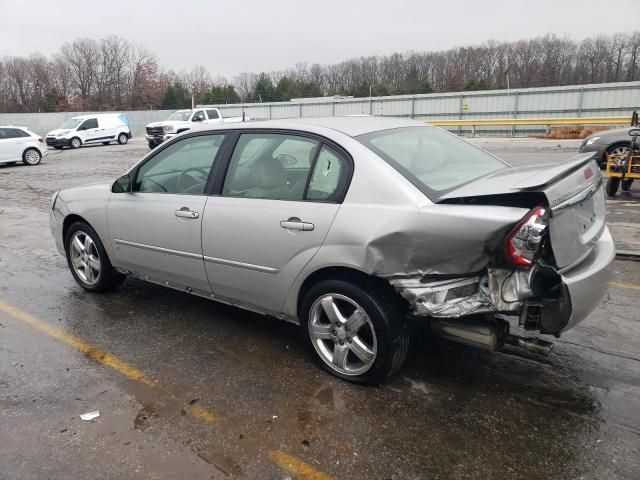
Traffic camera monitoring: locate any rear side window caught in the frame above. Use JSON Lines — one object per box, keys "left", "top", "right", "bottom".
{"left": 0, "top": 128, "right": 11, "bottom": 139}
{"left": 206, "top": 109, "right": 220, "bottom": 119}
{"left": 12, "top": 128, "right": 30, "bottom": 137}
{"left": 357, "top": 126, "right": 507, "bottom": 199}
{"left": 307, "top": 146, "right": 348, "bottom": 201}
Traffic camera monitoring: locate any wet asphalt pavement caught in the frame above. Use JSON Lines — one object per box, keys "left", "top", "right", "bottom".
{"left": 1, "top": 138, "right": 639, "bottom": 479}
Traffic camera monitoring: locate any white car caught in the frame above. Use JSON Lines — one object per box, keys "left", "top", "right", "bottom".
{"left": 145, "top": 108, "right": 246, "bottom": 149}
{"left": 0, "top": 126, "right": 47, "bottom": 166}
{"left": 46, "top": 113, "right": 132, "bottom": 150}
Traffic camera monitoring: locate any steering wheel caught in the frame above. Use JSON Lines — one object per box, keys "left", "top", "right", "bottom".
{"left": 177, "top": 167, "right": 209, "bottom": 193}
{"left": 141, "top": 177, "right": 168, "bottom": 192}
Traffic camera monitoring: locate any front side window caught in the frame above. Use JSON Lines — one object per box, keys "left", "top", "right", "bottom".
{"left": 134, "top": 134, "right": 225, "bottom": 195}
{"left": 357, "top": 126, "right": 507, "bottom": 199}
{"left": 61, "top": 118, "right": 83, "bottom": 129}
{"left": 223, "top": 133, "right": 319, "bottom": 201}
{"left": 79, "top": 118, "right": 98, "bottom": 130}
{"left": 206, "top": 109, "right": 220, "bottom": 119}
{"left": 192, "top": 110, "right": 206, "bottom": 122}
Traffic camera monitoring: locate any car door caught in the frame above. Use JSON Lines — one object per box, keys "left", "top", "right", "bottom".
{"left": 77, "top": 118, "right": 99, "bottom": 143}
{"left": 191, "top": 110, "right": 206, "bottom": 124}
{"left": 0, "top": 128, "right": 17, "bottom": 161}
{"left": 96, "top": 117, "right": 116, "bottom": 142}
{"left": 201, "top": 131, "right": 352, "bottom": 314}
{"left": 107, "top": 133, "right": 228, "bottom": 296}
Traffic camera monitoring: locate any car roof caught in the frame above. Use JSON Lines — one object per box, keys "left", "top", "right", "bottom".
{"left": 0, "top": 125, "right": 30, "bottom": 131}
{"left": 196, "top": 116, "right": 429, "bottom": 137}
{"left": 71, "top": 113, "right": 122, "bottom": 120}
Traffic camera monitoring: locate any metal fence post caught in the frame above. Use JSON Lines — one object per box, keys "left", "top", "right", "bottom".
{"left": 331, "top": 101, "right": 335, "bottom": 116}
{"left": 458, "top": 95, "right": 464, "bottom": 135}
{"left": 512, "top": 91, "right": 519, "bottom": 137}
{"left": 299, "top": 102, "right": 303, "bottom": 118}
{"left": 411, "top": 96, "right": 416, "bottom": 119}
{"left": 269, "top": 104, "right": 272, "bottom": 120}
{"left": 577, "top": 87, "right": 584, "bottom": 117}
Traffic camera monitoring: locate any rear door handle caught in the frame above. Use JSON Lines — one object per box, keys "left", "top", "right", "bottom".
{"left": 175, "top": 208, "right": 199, "bottom": 219}
{"left": 280, "top": 218, "right": 314, "bottom": 231}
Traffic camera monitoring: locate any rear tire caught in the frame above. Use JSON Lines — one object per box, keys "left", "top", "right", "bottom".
{"left": 117, "top": 133, "right": 128, "bottom": 145}
{"left": 64, "top": 221, "right": 125, "bottom": 292}
{"left": 70, "top": 137, "right": 81, "bottom": 149}
{"left": 606, "top": 177, "right": 621, "bottom": 197}
{"left": 22, "top": 148, "right": 42, "bottom": 166}
{"left": 622, "top": 179, "right": 633, "bottom": 191}
{"left": 299, "top": 278, "right": 409, "bottom": 385}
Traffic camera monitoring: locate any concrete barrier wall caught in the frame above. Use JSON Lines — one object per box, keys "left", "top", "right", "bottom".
{"left": 0, "top": 110, "right": 174, "bottom": 137}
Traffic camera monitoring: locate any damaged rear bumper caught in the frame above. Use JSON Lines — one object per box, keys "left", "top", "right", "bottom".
{"left": 390, "top": 226, "right": 614, "bottom": 337}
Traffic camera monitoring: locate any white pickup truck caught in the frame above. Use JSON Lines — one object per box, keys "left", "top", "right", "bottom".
{"left": 145, "top": 108, "right": 246, "bottom": 149}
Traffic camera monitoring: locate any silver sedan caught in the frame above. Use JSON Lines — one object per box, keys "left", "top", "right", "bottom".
{"left": 50, "top": 117, "right": 614, "bottom": 384}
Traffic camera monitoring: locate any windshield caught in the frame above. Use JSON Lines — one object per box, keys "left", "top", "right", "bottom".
{"left": 357, "top": 126, "right": 508, "bottom": 199}
{"left": 60, "top": 118, "right": 83, "bottom": 129}
{"left": 167, "top": 110, "right": 192, "bottom": 121}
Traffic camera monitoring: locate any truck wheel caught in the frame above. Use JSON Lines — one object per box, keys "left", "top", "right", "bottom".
{"left": 70, "top": 137, "right": 81, "bottom": 149}
{"left": 148, "top": 142, "right": 156, "bottom": 150}
{"left": 622, "top": 179, "right": 633, "bottom": 191}
{"left": 117, "top": 133, "right": 128, "bottom": 145}
{"left": 606, "top": 177, "right": 620, "bottom": 197}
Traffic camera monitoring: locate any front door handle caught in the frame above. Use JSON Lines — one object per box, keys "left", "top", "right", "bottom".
{"left": 280, "top": 217, "right": 314, "bottom": 231}
{"left": 175, "top": 208, "right": 199, "bottom": 219}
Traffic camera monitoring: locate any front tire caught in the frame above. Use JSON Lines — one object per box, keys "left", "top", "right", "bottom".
{"left": 117, "top": 133, "right": 128, "bottom": 145}
{"left": 64, "top": 222, "right": 125, "bottom": 292}
{"left": 622, "top": 179, "right": 633, "bottom": 191}
{"left": 22, "top": 148, "right": 42, "bottom": 166}
{"left": 606, "top": 177, "right": 621, "bottom": 197}
{"left": 70, "top": 137, "right": 81, "bottom": 149}
{"left": 300, "top": 279, "right": 409, "bottom": 384}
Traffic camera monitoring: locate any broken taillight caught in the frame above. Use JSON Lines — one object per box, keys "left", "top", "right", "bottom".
{"left": 504, "top": 206, "right": 548, "bottom": 267}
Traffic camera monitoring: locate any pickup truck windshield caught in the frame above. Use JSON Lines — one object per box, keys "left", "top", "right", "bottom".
{"left": 167, "top": 111, "right": 192, "bottom": 121}
{"left": 357, "top": 126, "right": 508, "bottom": 199}
{"left": 60, "top": 119, "right": 83, "bottom": 129}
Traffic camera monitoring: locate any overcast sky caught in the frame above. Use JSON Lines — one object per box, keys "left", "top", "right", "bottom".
{"left": 1, "top": 0, "right": 638, "bottom": 78}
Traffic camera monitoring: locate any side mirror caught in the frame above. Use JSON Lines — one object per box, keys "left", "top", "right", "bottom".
{"left": 112, "top": 174, "right": 131, "bottom": 193}
{"left": 629, "top": 128, "right": 640, "bottom": 137}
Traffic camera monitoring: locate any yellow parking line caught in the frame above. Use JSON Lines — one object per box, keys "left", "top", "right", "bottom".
{"left": 269, "top": 450, "right": 335, "bottom": 480}
{"left": 0, "top": 299, "right": 155, "bottom": 387}
{"left": 609, "top": 281, "right": 640, "bottom": 291}
{"left": 0, "top": 298, "right": 333, "bottom": 479}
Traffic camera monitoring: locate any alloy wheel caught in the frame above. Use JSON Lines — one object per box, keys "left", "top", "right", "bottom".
{"left": 69, "top": 231, "right": 101, "bottom": 285}
{"left": 24, "top": 149, "right": 41, "bottom": 165}
{"left": 308, "top": 293, "right": 378, "bottom": 376}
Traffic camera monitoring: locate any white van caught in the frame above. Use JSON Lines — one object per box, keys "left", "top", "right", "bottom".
{"left": 46, "top": 113, "right": 132, "bottom": 149}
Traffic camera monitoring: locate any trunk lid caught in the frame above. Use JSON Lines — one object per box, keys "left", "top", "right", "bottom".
{"left": 439, "top": 153, "right": 606, "bottom": 269}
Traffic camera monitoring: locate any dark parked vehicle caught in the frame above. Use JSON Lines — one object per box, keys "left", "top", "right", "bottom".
{"left": 580, "top": 123, "right": 640, "bottom": 169}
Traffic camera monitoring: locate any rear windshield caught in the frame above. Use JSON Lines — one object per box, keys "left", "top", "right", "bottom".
{"left": 357, "top": 127, "right": 508, "bottom": 199}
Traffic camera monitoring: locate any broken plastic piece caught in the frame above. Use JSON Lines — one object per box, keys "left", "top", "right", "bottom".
{"left": 80, "top": 411, "right": 100, "bottom": 421}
